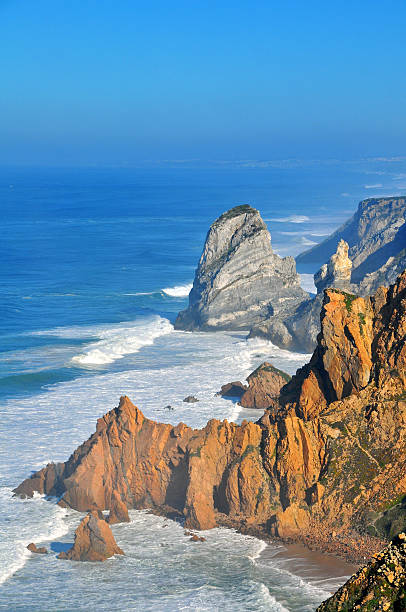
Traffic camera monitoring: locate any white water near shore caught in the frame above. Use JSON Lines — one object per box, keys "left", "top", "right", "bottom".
{"left": 0, "top": 317, "right": 353, "bottom": 610}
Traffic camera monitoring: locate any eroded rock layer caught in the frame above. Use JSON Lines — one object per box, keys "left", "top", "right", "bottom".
{"left": 15, "top": 272, "right": 406, "bottom": 561}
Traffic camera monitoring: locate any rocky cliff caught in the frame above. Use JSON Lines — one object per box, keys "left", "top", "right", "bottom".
{"left": 317, "top": 532, "right": 406, "bottom": 611}
{"left": 175, "top": 205, "right": 308, "bottom": 331}
{"left": 297, "top": 196, "right": 406, "bottom": 296}
{"left": 15, "top": 272, "right": 406, "bottom": 562}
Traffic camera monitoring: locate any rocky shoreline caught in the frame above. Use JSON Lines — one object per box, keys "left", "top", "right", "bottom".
{"left": 15, "top": 272, "right": 406, "bottom": 575}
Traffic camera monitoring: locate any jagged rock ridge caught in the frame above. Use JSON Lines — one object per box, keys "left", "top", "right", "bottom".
{"left": 175, "top": 205, "right": 308, "bottom": 331}
{"left": 15, "top": 272, "right": 406, "bottom": 562}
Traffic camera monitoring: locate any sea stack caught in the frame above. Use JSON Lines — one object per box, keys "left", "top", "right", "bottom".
{"left": 175, "top": 205, "right": 308, "bottom": 331}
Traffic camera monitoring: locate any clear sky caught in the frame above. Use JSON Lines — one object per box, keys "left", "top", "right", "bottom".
{"left": 1, "top": 0, "right": 405, "bottom": 166}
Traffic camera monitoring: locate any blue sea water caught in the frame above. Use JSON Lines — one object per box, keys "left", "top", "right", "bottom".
{"left": 1, "top": 161, "right": 405, "bottom": 610}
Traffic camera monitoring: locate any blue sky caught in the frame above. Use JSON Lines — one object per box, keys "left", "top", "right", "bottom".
{"left": 1, "top": 0, "right": 405, "bottom": 165}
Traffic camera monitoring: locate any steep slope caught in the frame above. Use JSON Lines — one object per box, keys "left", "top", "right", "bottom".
{"left": 15, "top": 272, "right": 406, "bottom": 562}
{"left": 317, "top": 533, "right": 406, "bottom": 611}
{"left": 175, "top": 205, "right": 308, "bottom": 331}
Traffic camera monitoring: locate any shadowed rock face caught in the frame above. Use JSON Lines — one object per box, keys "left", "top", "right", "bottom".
{"left": 58, "top": 511, "right": 124, "bottom": 562}
{"left": 317, "top": 533, "right": 406, "bottom": 611}
{"left": 175, "top": 205, "right": 308, "bottom": 331}
{"left": 15, "top": 272, "right": 406, "bottom": 561}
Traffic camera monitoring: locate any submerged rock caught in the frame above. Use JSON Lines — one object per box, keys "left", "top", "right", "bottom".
{"left": 58, "top": 511, "right": 124, "bottom": 562}
{"left": 175, "top": 205, "right": 308, "bottom": 332}
{"left": 317, "top": 533, "right": 406, "bottom": 611}
{"left": 183, "top": 396, "right": 199, "bottom": 403}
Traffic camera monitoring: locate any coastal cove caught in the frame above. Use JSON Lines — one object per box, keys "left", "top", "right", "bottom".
{"left": 1, "top": 164, "right": 406, "bottom": 610}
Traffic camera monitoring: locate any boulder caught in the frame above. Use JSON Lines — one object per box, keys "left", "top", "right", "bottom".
{"left": 27, "top": 543, "right": 47, "bottom": 554}
{"left": 58, "top": 511, "right": 124, "bottom": 562}
{"left": 183, "top": 396, "right": 199, "bottom": 403}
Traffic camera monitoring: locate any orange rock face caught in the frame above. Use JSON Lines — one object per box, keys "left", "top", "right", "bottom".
{"left": 15, "top": 272, "right": 406, "bottom": 561}
{"left": 107, "top": 490, "right": 130, "bottom": 525}
{"left": 58, "top": 511, "right": 124, "bottom": 562}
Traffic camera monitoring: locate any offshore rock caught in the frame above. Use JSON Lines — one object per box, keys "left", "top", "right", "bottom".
{"left": 317, "top": 533, "right": 406, "bottom": 611}
{"left": 217, "top": 381, "right": 247, "bottom": 398}
{"left": 286, "top": 240, "right": 354, "bottom": 353}
{"left": 15, "top": 272, "right": 406, "bottom": 562}
{"left": 58, "top": 511, "right": 124, "bottom": 562}
{"left": 175, "top": 205, "right": 308, "bottom": 331}
{"left": 27, "top": 543, "right": 47, "bottom": 554}
{"left": 314, "top": 239, "right": 352, "bottom": 294}
{"left": 239, "top": 362, "right": 291, "bottom": 409}
{"left": 297, "top": 196, "right": 406, "bottom": 295}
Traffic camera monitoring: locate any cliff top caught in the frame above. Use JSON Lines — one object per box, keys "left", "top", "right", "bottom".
{"left": 212, "top": 205, "right": 259, "bottom": 226}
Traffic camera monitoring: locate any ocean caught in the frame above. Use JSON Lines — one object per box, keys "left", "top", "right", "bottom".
{"left": 1, "top": 161, "right": 405, "bottom": 610}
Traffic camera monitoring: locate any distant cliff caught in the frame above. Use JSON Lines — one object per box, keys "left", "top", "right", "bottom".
{"left": 297, "top": 196, "right": 406, "bottom": 296}
{"left": 175, "top": 205, "right": 308, "bottom": 331}
{"left": 15, "top": 272, "right": 406, "bottom": 563}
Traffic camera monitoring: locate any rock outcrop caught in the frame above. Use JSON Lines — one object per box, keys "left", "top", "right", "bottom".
{"left": 217, "top": 381, "right": 247, "bottom": 398}
{"left": 297, "top": 196, "right": 406, "bottom": 296}
{"left": 175, "top": 205, "right": 308, "bottom": 331}
{"left": 314, "top": 239, "right": 353, "bottom": 294}
{"left": 58, "top": 511, "right": 124, "bottom": 562}
{"left": 27, "top": 543, "right": 47, "bottom": 554}
{"left": 317, "top": 533, "right": 406, "bottom": 611}
{"left": 15, "top": 272, "right": 406, "bottom": 562}
{"left": 238, "top": 362, "right": 291, "bottom": 409}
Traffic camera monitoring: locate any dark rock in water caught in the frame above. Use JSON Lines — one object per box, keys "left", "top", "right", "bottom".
{"left": 27, "top": 543, "right": 47, "bottom": 554}
{"left": 239, "top": 362, "right": 290, "bottom": 409}
{"left": 107, "top": 490, "right": 130, "bottom": 525}
{"left": 216, "top": 381, "right": 247, "bottom": 398}
{"left": 190, "top": 534, "right": 206, "bottom": 542}
{"left": 317, "top": 533, "right": 406, "bottom": 611}
{"left": 183, "top": 396, "right": 199, "bottom": 403}
{"left": 58, "top": 511, "right": 124, "bottom": 562}
{"left": 175, "top": 205, "right": 308, "bottom": 332}
{"left": 165, "top": 405, "right": 174, "bottom": 411}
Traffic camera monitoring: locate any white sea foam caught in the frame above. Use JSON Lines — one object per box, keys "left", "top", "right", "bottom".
{"left": 268, "top": 215, "right": 310, "bottom": 223}
{"left": 162, "top": 283, "right": 193, "bottom": 297}
{"left": 68, "top": 317, "right": 174, "bottom": 366}
{"left": 0, "top": 488, "right": 69, "bottom": 586}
